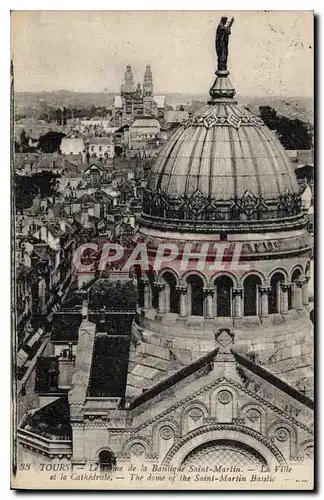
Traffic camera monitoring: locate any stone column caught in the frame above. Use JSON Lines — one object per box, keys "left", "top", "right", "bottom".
{"left": 155, "top": 282, "right": 166, "bottom": 314}
{"left": 203, "top": 287, "right": 214, "bottom": 319}
{"left": 280, "top": 283, "right": 290, "bottom": 315}
{"left": 294, "top": 280, "right": 304, "bottom": 311}
{"left": 260, "top": 286, "right": 271, "bottom": 318}
{"left": 142, "top": 278, "right": 151, "bottom": 309}
{"left": 164, "top": 285, "right": 170, "bottom": 314}
{"left": 302, "top": 279, "right": 309, "bottom": 306}
{"left": 176, "top": 285, "right": 188, "bottom": 318}
{"left": 232, "top": 287, "right": 243, "bottom": 319}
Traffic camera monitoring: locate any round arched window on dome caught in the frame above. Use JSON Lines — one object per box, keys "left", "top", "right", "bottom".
{"left": 98, "top": 449, "right": 116, "bottom": 473}
{"left": 215, "top": 276, "right": 233, "bottom": 317}
{"left": 243, "top": 275, "right": 262, "bottom": 317}
{"left": 269, "top": 272, "right": 285, "bottom": 315}
{"left": 161, "top": 272, "right": 180, "bottom": 314}
{"left": 186, "top": 275, "right": 204, "bottom": 317}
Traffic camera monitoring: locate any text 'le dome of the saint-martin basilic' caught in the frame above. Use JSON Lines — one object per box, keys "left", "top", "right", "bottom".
{"left": 141, "top": 17, "right": 305, "bottom": 234}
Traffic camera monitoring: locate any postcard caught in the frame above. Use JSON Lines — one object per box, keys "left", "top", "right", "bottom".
{"left": 11, "top": 10, "right": 314, "bottom": 490}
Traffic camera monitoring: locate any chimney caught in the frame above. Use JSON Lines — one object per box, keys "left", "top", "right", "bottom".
{"left": 81, "top": 299, "right": 88, "bottom": 319}
{"left": 60, "top": 219, "right": 66, "bottom": 233}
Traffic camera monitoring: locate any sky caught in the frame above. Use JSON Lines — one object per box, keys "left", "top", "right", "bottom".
{"left": 11, "top": 10, "right": 313, "bottom": 97}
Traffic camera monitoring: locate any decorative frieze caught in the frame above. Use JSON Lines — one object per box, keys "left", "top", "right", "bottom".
{"left": 218, "top": 390, "right": 232, "bottom": 405}
{"left": 188, "top": 408, "right": 204, "bottom": 422}
{"left": 143, "top": 187, "right": 302, "bottom": 223}
{"left": 184, "top": 106, "right": 264, "bottom": 130}
{"left": 276, "top": 427, "right": 289, "bottom": 442}
{"left": 246, "top": 409, "right": 260, "bottom": 423}
{"left": 159, "top": 426, "right": 174, "bottom": 440}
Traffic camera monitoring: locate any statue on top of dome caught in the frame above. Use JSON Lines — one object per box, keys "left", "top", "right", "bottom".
{"left": 215, "top": 16, "right": 235, "bottom": 72}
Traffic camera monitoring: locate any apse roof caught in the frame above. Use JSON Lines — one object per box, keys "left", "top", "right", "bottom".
{"left": 87, "top": 334, "right": 131, "bottom": 398}
{"left": 129, "top": 348, "right": 313, "bottom": 410}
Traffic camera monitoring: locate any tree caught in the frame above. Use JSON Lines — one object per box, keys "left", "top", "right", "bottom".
{"left": 14, "top": 174, "right": 38, "bottom": 209}
{"left": 18, "top": 128, "right": 31, "bottom": 152}
{"left": 37, "top": 131, "right": 66, "bottom": 153}
{"left": 259, "top": 106, "right": 313, "bottom": 150}
{"left": 14, "top": 171, "right": 61, "bottom": 210}
{"left": 33, "top": 171, "right": 61, "bottom": 198}
{"left": 89, "top": 279, "right": 137, "bottom": 311}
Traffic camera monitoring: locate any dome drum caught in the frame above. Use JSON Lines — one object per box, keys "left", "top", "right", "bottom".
{"left": 141, "top": 186, "right": 305, "bottom": 233}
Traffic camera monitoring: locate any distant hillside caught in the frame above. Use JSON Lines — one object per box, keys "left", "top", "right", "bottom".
{"left": 14, "top": 90, "right": 115, "bottom": 118}
{"left": 165, "top": 93, "right": 313, "bottom": 126}
{"left": 240, "top": 96, "right": 313, "bottom": 127}
{"left": 14, "top": 90, "right": 313, "bottom": 126}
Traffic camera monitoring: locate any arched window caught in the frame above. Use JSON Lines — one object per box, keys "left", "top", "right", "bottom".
{"left": 215, "top": 276, "right": 233, "bottom": 317}
{"left": 98, "top": 449, "right": 116, "bottom": 473}
{"left": 161, "top": 272, "right": 179, "bottom": 314}
{"left": 187, "top": 275, "right": 204, "bottom": 317}
{"left": 243, "top": 275, "right": 262, "bottom": 316}
{"left": 269, "top": 272, "right": 285, "bottom": 314}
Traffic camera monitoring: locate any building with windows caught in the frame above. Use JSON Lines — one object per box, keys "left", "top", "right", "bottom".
{"left": 129, "top": 117, "right": 161, "bottom": 149}
{"left": 60, "top": 136, "right": 85, "bottom": 156}
{"left": 85, "top": 137, "right": 114, "bottom": 159}
{"left": 113, "top": 65, "right": 165, "bottom": 127}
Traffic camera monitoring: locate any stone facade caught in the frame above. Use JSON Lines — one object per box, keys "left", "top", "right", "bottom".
{"left": 19, "top": 332, "right": 313, "bottom": 471}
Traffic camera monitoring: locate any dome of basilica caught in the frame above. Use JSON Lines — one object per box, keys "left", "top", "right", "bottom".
{"left": 141, "top": 75, "right": 304, "bottom": 232}
{"left": 135, "top": 24, "right": 312, "bottom": 348}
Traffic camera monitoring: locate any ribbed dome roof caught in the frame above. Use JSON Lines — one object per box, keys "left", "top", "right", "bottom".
{"left": 141, "top": 32, "right": 303, "bottom": 232}
{"left": 147, "top": 102, "right": 299, "bottom": 201}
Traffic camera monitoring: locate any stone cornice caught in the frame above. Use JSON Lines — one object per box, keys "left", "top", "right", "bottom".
{"left": 139, "top": 211, "right": 308, "bottom": 236}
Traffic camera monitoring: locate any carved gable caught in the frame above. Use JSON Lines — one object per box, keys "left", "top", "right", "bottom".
{"left": 119, "top": 339, "right": 313, "bottom": 467}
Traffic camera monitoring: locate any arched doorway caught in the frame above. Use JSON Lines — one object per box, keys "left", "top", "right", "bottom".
{"left": 215, "top": 276, "right": 233, "bottom": 317}
{"left": 243, "top": 275, "right": 262, "bottom": 316}
{"left": 187, "top": 275, "right": 204, "bottom": 317}
{"left": 269, "top": 272, "right": 285, "bottom": 314}
{"left": 161, "top": 272, "right": 179, "bottom": 314}
{"left": 98, "top": 449, "right": 116, "bottom": 472}
{"left": 181, "top": 440, "right": 267, "bottom": 471}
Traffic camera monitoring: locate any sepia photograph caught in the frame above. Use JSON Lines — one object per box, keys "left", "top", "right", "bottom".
{"left": 10, "top": 9, "right": 314, "bottom": 490}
